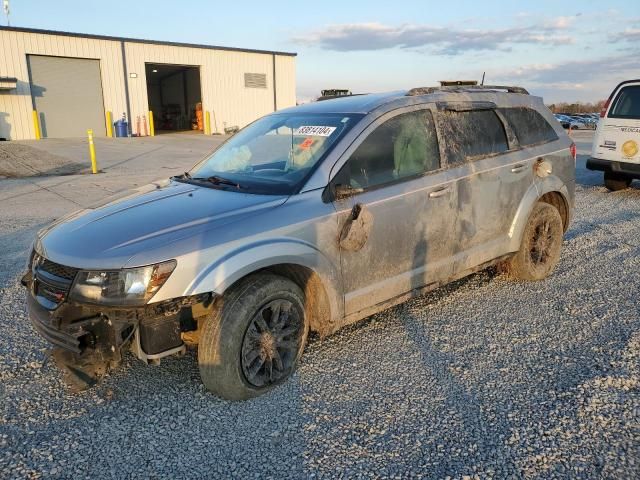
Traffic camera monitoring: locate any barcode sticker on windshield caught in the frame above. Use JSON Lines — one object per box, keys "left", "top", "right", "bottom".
{"left": 295, "top": 126, "right": 337, "bottom": 136}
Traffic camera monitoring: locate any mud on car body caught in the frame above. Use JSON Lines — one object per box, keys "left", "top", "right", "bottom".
{"left": 23, "top": 84, "right": 575, "bottom": 400}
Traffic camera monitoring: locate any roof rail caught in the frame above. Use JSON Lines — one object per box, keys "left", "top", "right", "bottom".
{"left": 407, "top": 84, "right": 529, "bottom": 96}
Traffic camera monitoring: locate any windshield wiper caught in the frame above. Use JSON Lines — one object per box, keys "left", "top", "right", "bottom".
{"left": 192, "top": 175, "right": 243, "bottom": 189}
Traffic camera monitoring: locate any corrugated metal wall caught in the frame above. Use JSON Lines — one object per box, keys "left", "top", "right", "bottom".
{"left": 0, "top": 29, "right": 124, "bottom": 140}
{"left": 0, "top": 28, "right": 297, "bottom": 140}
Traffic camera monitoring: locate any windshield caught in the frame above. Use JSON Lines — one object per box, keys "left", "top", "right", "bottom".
{"left": 609, "top": 85, "right": 640, "bottom": 120}
{"left": 187, "top": 113, "right": 361, "bottom": 194}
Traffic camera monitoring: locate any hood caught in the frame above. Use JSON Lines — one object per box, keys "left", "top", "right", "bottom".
{"left": 37, "top": 180, "right": 287, "bottom": 269}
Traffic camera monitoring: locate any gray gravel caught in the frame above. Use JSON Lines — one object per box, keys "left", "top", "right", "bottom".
{"left": 1, "top": 131, "right": 639, "bottom": 479}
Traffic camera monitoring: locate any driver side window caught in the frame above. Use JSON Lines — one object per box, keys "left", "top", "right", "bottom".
{"left": 336, "top": 110, "right": 440, "bottom": 190}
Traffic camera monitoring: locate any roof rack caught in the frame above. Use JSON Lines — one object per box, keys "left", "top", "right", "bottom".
{"left": 407, "top": 84, "right": 529, "bottom": 96}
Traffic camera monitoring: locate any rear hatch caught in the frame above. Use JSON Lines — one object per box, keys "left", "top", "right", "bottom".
{"left": 592, "top": 81, "right": 640, "bottom": 164}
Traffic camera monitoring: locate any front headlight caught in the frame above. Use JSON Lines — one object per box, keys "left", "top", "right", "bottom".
{"left": 70, "top": 260, "right": 176, "bottom": 306}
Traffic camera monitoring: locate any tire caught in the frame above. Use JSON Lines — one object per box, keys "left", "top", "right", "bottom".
{"left": 503, "top": 202, "right": 564, "bottom": 281}
{"left": 198, "top": 273, "right": 308, "bottom": 401}
{"left": 604, "top": 172, "right": 631, "bottom": 191}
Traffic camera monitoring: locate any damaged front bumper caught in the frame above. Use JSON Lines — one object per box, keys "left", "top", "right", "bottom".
{"left": 21, "top": 269, "right": 214, "bottom": 389}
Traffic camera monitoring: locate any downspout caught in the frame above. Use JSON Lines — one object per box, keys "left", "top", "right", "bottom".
{"left": 272, "top": 54, "right": 277, "bottom": 112}
{"left": 120, "top": 40, "right": 133, "bottom": 135}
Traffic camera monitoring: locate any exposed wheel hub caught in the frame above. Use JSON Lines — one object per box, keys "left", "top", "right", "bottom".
{"left": 241, "top": 299, "right": 303, "bottom": 388}
{"left": 530, "top": 220, "right": 556, "bottom": 265}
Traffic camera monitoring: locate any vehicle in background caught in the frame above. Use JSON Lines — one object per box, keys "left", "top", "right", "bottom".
{"left": 554, "top": 114, "right": 583, "bottom": 130}
{"left": 22, "top": 84, "right": 575, "bottom": 400}
{"left": 572, "top": 114, "right": 597, "bottom": 129}
{"left": 588, "top": 79, "right": 640, "bottom": 190}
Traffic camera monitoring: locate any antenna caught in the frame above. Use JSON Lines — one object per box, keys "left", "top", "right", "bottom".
{"left": 3, "top": 0, "right": 9, "bottom": 26}
{"left": 481, "top": 71, "right": 486, "bottom": 86}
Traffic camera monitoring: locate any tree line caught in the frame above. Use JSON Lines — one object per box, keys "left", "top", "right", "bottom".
{"left": 546, "top": 100, "right": 607, "bottom": 114}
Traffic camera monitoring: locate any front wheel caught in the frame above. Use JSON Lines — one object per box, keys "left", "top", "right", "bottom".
{"left": 604, "top": 172, "right": 631, "bottom": 191}
{"left": 198, "top": 273, "right": 308, "bottom": 400}
{"left": 502, "top": 202, "right": 564, "bottom": 281}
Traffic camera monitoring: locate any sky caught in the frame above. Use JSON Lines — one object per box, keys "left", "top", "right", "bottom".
{"left": 4, "top": 0, "right": 639, "bottom": 103}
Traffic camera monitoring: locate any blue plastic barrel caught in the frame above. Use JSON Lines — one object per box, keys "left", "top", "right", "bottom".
{"left": 114, "top": 120, "right": 128, "bottom": 138}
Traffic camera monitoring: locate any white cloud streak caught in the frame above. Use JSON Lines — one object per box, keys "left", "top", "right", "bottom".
{"left": 293, "top": 17, "right": 576, "bottom": 55}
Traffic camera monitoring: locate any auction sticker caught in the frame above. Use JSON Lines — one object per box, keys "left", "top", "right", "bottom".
{"left": 295, "top": 126, "right": 336, "bottom": 136}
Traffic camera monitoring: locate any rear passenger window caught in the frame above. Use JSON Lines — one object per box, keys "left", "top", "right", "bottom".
{"left": 440, "top": 110, "right": 508, "bottom": 164}
{"left": 499, "top": 107, "right": 559, "bottom": 146}
{"left": 609, "top": 85, "right": 640, "bottom": 119}
{"left": 337, "top": 110, "right": 440, "bottom": 190}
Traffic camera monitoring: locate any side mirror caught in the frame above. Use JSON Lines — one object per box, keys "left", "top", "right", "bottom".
{"left": 339, "top": 203, "right": 373, "bottom": 251}
{"left": 334, "top": 183, "right": 364, "bottom": 201}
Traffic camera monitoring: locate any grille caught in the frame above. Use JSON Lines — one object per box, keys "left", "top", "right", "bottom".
{"left": 31, "top": 253, "right": 78, "bottom": 308}
{"left": 34, "top": 254, "right": 78, "bottom": 281}
{"left": 36, "top": 281, "right": 66, "bottom": 304}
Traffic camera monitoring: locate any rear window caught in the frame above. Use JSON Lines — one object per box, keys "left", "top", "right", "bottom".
{"left": 498, "top": 107, "right": 559, "bottom": 146}
{"left": 440, "top": 110, "right": 508, "bottom": 164}
{"left": 609, "top": 85, "right": 640, "bottom": 119}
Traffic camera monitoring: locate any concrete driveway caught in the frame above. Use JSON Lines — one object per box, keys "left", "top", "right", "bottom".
{"left": 0, "top": 133, "right": 225, "bottom": 276}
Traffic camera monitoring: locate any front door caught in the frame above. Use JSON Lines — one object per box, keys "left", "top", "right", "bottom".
{"left": 330, "top": 107, "right": 457, "bottom": 317}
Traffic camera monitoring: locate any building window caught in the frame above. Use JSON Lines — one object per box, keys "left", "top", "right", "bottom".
{"left": 244, "top": 73, "right": 267, "bottom": 89}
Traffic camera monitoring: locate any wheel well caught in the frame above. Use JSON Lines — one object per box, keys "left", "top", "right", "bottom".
{"left": 261, "top": 264, "right": 333, "bottom": 336}
{"left": 539, "top": 191, "right": 569, "bottom": 232}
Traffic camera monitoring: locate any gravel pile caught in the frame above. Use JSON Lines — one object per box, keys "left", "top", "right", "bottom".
{"left": 0, "top": 143, "right": 88, "bottom": 178}
{"left": 0, "top": 141, "right": 639, "bottom": 478}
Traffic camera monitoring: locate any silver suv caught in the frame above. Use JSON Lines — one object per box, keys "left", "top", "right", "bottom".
{"left": 22, "top": 84, "right": 575, "bottom": 400}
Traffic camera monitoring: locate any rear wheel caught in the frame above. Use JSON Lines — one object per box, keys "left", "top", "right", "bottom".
{"left": 604, "top": 172, "right": 631, "bottom": 191}
{"left": 198, "top": 273, "right": 308, "bottom": 401}
{"left": 503, "top": 202, "right": 564, "bottom": 281}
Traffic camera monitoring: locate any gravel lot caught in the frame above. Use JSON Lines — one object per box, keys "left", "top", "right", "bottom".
{"left": 0, "top": 131, "right": 639, "bottom": 479}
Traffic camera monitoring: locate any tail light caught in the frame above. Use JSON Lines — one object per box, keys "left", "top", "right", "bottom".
{"left": 570, "top": 142, "right": 577, "bottom": 163}
{"left": 600, "top": 98, "right": 611, "bottom": 118}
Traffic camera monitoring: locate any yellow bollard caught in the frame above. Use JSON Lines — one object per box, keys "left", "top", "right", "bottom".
{"left": 105, "top": 111, "right": 113, "bottom": 138}
{"left": 32, "top": 110, "right": 41, "bottom": 140}
{"left": 205, "top": 111, "right": 211, "bottom": 135}
{"left": 87, "top": 129, "right": 98, "bottom": 174}
{"left": 148, "top": 111, "right": 155, "bottom": 136}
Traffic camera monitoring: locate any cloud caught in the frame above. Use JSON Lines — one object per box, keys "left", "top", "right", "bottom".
{"left": 293, "top": 18, "right": 576, "bottom": 55}
{"left": 500, "top": 53, "right": 640, "bottom": 85}
{"left": 609, "top": 28, "right": 640, "bottom": 42}
{"left": 484, "top": 53, "right": 640, "bottom": 101}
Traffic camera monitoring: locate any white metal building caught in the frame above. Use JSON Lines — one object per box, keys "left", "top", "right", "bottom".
{"left": 0, "top": 26, "right": 297, "bottom": 140}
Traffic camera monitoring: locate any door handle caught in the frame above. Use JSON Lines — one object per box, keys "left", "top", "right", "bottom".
{"left": 428, "top": 186, "right": 451, "bottom": 198}
{"left": 510, "top": 164, "right": 527, "bottom": 173}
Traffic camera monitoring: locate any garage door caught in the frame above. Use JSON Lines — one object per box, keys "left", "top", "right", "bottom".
{"left": 28, "top": 55, "right": 106, "bottom": 138}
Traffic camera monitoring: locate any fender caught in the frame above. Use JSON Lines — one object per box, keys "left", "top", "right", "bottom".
{"left": 183, "top": 237, "right": 344, "bottom": 323}
{"left": 507, "top": 176, "right": 571, "bottom": 252}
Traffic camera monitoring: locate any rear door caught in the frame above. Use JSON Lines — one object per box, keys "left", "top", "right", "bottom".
{"left": 436, "top": 104, "right": 533, "bottom": 271}
{"left": 594, "top": 81, "right": 640, "bottom": 164}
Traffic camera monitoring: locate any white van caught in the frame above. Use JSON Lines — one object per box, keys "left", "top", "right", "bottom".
{"left": 588, "top": 79, "right": 640, "bottom": 190}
